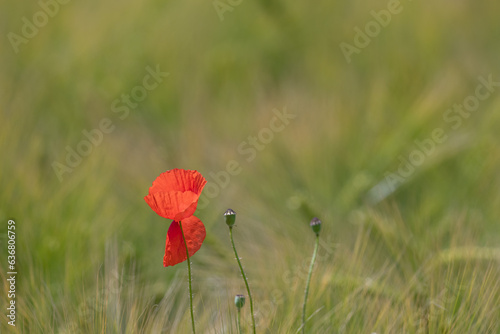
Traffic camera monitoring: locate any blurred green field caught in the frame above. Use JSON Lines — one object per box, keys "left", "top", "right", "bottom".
{"left": 1, "top": 0, "right": 500, "bottom": 332}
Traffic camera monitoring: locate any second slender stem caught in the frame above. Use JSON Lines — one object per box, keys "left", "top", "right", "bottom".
{"left": 179, "top": 221, "right": 196, "bottom": 334}
{"left": 302, "top": 234, "right": 319, "bottom": 334}
{"left": 237, "top": 308, "right": 242, "bottom": 334}
{"left": 230, "top": 227, "right": 256, "bottom": 334}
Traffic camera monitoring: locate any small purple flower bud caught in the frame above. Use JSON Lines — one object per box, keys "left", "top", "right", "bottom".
{"left": 310, "top": 217, "right": 322, "bottom": 235}
{"left": 224, "top": 208, "right": 236, "bottom": 227}
{"left": 235, "top": 294, "right": 246, "bottom": 309}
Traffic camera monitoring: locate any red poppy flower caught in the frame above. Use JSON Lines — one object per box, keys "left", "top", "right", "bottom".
{"left": 144, "top": 169, "right": 207, "bottom": 267}
{"left": 163, "top": 215, "right": 205, "bottom": 267}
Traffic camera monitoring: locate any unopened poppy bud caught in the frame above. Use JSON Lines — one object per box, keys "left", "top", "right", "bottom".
{"left": 235, "top": 294, "right": 245, "bottom": 309}
{"left": 224, "top": 208, "right": 236, "bottom": 227}
{"left": 310, "top": 217, "right": 322, "bottom": 235}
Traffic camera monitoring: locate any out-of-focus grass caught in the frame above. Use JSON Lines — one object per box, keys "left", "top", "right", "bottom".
{"left": 1, "top": 0, "right": 500, "bottom": 332}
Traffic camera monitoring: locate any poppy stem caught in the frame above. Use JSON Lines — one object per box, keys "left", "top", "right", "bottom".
{"left": 229, "top": 226, "right": 256, "bottom": 334}
{"left": 301, "top": 234, "right": 320, "bottom": 333}
{"left": 179, "top": 221, "right": 196, "bottom": 334}
{"left": 237, "top": 307, "right": 242, "bottom": 334}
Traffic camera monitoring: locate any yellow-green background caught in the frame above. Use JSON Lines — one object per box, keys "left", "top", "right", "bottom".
{"left": 1, "top": 0, "right": 499, "bottom": 332}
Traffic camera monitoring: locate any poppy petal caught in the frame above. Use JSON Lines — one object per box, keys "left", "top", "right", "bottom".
{"left": 144, "top": 190, "right": 199, "bottom": 220}
{"left": 148, "top": 169, "right": 206, "bottom": 196}
{"left": 163, "top": 216, "right": 206, "bottom": 267}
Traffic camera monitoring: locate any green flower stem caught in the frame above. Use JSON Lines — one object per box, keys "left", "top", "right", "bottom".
{"left": 179, "top": 221, "right": 196, "bottom": 334}
{"left": 229, "top": 227, "right": 256, "bottom": 334}
{"left": 302, "top": 234, "right": 319, "bottom": 333}
{"left": 237, "top": 307, "right": 242, "bottom": 334}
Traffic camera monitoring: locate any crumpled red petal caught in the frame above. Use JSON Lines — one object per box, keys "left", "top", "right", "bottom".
{"left": 163, "top": 216, "right": 206, "bottom": 267}
{"left": 147, "top": 169, "right": 206, "bottom": 196}
{"left": 145, "top": 191, "right": 199, "bottom": 221}
{"left": 144, "top": 169, "right": 207, "bottom": 220}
